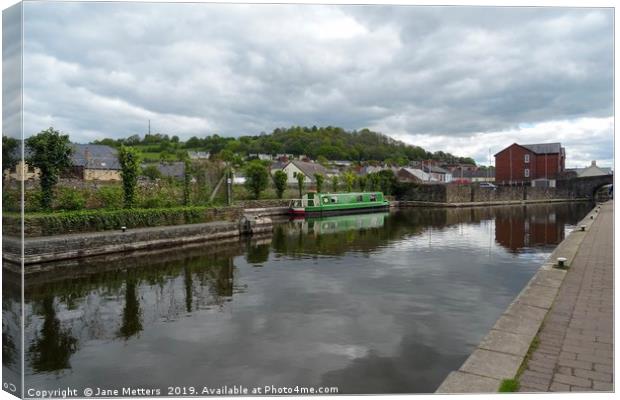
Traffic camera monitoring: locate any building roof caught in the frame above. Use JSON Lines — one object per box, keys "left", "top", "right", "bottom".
{"left": 494, "top": 142, "right": 565, "bottom": 157}
{"left": 155, "top": 162, "right": 186, "bottom": 178}
{"left": 567, "top": 162, "right": 612, "bottom": 178}
{"left": 285, "top": 160, "right": 329, "bottom": 178}
{"left": 399, "top": 168, "right": 431, "bottom": 181}
{"left": 423, "top": 165, "right": 450, "bottom": 174}
{"left": 521, "top": 143, "right": 563, "bottom": 155}
{"left": 71, "top": 144, "right": 120, "bottom": 170}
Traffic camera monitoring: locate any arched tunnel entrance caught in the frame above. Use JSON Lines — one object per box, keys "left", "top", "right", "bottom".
{"left": 593, "top": 183, "right": 613, "bottom": 202}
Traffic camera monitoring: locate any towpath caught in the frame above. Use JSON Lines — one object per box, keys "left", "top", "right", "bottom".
{"left": 518, "top": 201, "right": 613, "bottom": 392}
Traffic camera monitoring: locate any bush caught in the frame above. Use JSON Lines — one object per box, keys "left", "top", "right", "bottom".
{"left": 18, "top": 206, "right": 221, "bottom": 236}
{"left": 96, "top": 186, "right": 124, "bottom": 209}
{"left": 2, "top": 189, "right": 21, "bottom": 212}
{"left": 55, "top": 188, "right": 87, "bottom": 211}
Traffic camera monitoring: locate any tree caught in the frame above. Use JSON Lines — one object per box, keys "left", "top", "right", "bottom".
{"left": 343, "top": 171, "right": 356, "bottom": 192}
{"left": 272, "top": 170, "right": 288, "bottom": 199}
{"left": 368, "top": 173, "right": 380, "bottom": 191}
{"left": 317, "top": 155, "right": 329, "bottom": 167}
{"left": 25, "top": 128, "right": 72, "bottom": 209}
{"left": 118, "top": 145, "right": 141, "bottom": 208}
{"left": 296, "top": 172, "right": 306, "bottom": 198}
{"left": 358, "top": 175, "right": 367, "bottom": 192}
{"left": 314, "top": 173, "right": 324, "bottom": 193}
{"left": 2, "top": 135, "right": 19, "bottom": 173}
{"left": 331, "top": 175, "right": 339, "bottom": 192}
{"left": 244, "top": 160, "right": 269, "bottom": 199}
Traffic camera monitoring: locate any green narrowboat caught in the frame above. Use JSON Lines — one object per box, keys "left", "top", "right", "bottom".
{"left": 289, "top": 192, "right": 390, "bottom": 216}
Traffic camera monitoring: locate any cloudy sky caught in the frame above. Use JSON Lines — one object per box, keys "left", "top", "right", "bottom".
{"left": 17, "top": 2, "right": 614, "bottom": 166}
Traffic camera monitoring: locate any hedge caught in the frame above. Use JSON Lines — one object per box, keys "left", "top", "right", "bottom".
{"left": 4, "top": 206, "right": 243, "bottom": 237}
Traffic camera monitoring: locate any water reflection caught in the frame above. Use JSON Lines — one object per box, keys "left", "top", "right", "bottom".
{"left": 28, "top": 297, "right": 78, "bottom": 372}
{"left": 16, "top": 203, "right": 592, "bottom": 394}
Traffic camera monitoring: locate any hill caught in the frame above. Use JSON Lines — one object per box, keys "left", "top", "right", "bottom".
{"left": 93, "top": 126, "right": 475, "bottom": 165}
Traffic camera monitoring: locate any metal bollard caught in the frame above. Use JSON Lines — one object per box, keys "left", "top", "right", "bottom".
{"left": 557, "top": 257, "right": 567, "bottom": 268}
{"left": 121, "top": 226, "right": 127, "bottom": 232}
{"left": 580, "top": 225, "right": 586, "bottom": 232}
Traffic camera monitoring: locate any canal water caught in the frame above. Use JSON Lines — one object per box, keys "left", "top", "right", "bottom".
{"left": 4, "top": 203, "right": 592, "bottom": 395}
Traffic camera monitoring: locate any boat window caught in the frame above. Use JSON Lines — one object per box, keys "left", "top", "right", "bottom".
{"left": 357, "top": 195, "right": 363, "bottom": 202}
{"left": 323, "top": 197, "right": 329, "bottom": 204}
{"left": 370, "top": 194, "right": 377, "bottom": 202}
{"left": 331, "top": 197, "right": 337, "bottom": 203}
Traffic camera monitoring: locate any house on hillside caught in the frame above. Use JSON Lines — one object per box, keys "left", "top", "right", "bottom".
{"left": 494, "top": 143, "right": 565, "bottom": 185}
{"left": 3, "top": 158, "right": 40, "bottom": 181}
{"left": 397, "top": 168, "right": 432, "bottom": 183}
{"left": 567, "top": 161, "right": 612, "bottom": 178}
{"left": 422, "top": 165, "right": 452, "bottom": 183}
{"left": 188, "top": 151, "right": 210, "bottom": 160}
{"left": 67, "top": 144, "right": 121, "bottom": 181}
{"left": 282, "top": 160, "right": 330, "bottom": 184}
{"left": 4, "top": 143, "right": 121, "bottom": 182}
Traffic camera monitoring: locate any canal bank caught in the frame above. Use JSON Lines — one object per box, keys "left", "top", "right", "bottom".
{"left": 436, "top": 201, "right": 611, "bottom": 393}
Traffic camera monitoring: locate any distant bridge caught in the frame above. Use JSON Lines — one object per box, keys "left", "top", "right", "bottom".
{"left": 558, "top": 175, "right": 614, "bottom": 199}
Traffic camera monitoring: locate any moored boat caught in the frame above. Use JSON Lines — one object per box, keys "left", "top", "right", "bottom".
{"left": 289, "top": 192, "right": 390, "bottom": 216}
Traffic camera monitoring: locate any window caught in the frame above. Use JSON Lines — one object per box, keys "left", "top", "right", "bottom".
{"left": 524, "top": 168, "right": 530, "bottom": 178}
{"left": 293, "top": 172, "right": 297, "bottom": 177}
{"left": 331, "top": 197, "right": 337, "bottom": 203}
{"left": 357, "top": 195, "right": 363, "bottom": 202}
{"left": 524, "top": 154, "right": 530, "bottom": 163}
{"left": 370, "top": 194, "right": 377, "bottom": 202}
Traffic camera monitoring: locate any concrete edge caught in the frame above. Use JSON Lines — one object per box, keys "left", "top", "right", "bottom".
{"left": 435, "top": 203, "right": 602, "bottom": 393}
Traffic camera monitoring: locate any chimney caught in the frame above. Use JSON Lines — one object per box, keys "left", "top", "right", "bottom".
{"left": 591, "top": 160, "right": 597, "bottom": 167}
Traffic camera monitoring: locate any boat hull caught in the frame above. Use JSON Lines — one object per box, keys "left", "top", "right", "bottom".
{"left": 289, "top": 203, "right": 390, "bottom": 217}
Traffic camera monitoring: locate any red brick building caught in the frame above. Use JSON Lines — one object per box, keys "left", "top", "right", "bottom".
{"left": 494, "top": 143, "right": 565, "bottom": 184}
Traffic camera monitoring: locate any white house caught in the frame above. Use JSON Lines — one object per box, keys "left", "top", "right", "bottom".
{"left": 282, "top": 160, "right": 330, "bottom": 184}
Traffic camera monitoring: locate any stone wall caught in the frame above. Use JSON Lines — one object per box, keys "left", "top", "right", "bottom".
{"left": 4, "top": 221, "right": 244, "bottom": 265}
{"left": 397, "top": 182, "right": 583, "bottom": 204}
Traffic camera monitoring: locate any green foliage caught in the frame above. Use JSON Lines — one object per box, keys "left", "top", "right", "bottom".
{"left": 296, "top": 172, "right": 306, "bottom": 198}
{"left": 368, "top": 173, "right": 380, "bottom": 191}
{"left": 331, "top": 175, "right": 339, "bottom": 192}
{"left": 142, "top": 165, "right": 162, "bottom": 181}
{"left": 376, "top": 169, "right": 397, "bottom": 195}
{"left": 2, "top": 135, "right": 19, "bottom": 173}
{"left": 2, "top": 189, "right": 20, "bottom": 212}
{"left": 498, "top": 379, "right": 519, "bottom": 392}
{"left": 92, "top": 126, "right": 474, "bottom": 165}
{"left": 118, "top": 145, "right": 141, "bottom": 208}
{"left": 183, "top": 159, "right": 192, "bottom": 206}
{"left": 343, "top": 171, "right": 356, "bottom": 192}
{"left": 96, "top": 186, "right": 124, "bottom": 209}
{"left": 272, "top": 170, "right": 288, "bottom": 199}
{"left": 314, "top": 173, "right": 324, "bottom": 193}
{"left": 358, "top": 175, "right": 367, "bottom": 192}
{"left": 16, "top": 206, "right": 218, "bottom": 236}
{"left": 55, "top": 188, "right": 86, "bottom": 211}
{"left": 25, "top": 127, "right": 73, "bottom": 209}
{"left": 244, "top": 160, "right": 269, "bottom": 199}
{"left": 316, "top": 155, "right": 329, "bottom": 167}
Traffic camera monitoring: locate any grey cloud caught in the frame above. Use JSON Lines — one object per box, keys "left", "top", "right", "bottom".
{"left": 18, "top": 2, "right": 613, "bottom": 163}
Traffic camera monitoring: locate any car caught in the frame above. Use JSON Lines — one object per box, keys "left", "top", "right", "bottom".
{"left": 479, "top": 182, "right": 497, "bottom": 189}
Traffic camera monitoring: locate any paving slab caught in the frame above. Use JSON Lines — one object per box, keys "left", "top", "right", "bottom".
{"left": 478, "top": 329, "right": 533, "bottom": 357}
{"left": 460, "top": 348, "right": 523, "bottom": 380}
{"left": 435, "top": 371, "right": 501, "bottom": 393}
